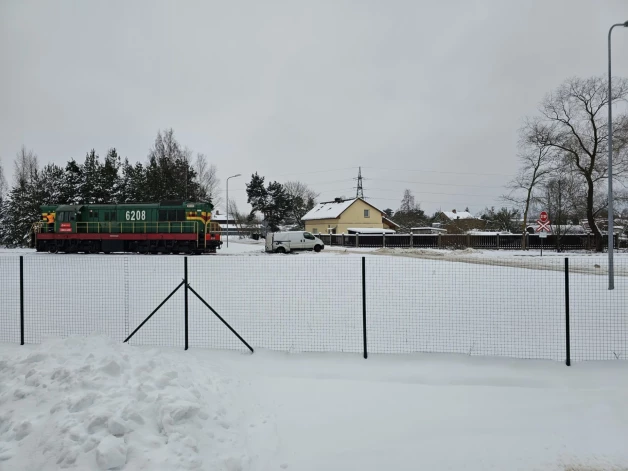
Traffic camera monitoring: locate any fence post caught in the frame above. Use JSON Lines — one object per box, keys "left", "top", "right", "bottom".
{"left": 356, "top": 233, "right": 360, "bottom": 248}
{"left": 342, "top": 233, "right": 345, "bottom": 246}
{"left": 362, "top": 256, "right": 367, "bottom": 359}
{"left": 565, "top": 257, "right": 571, "bottom": 366}
{"left": 20, "top": 256, "right": 24, "bottom": 346}
{"left": 496, "top": 233, "right": 500, "bottom": 249}
{"left": 382, "top": 233, "right": 386, "bottom": 248}
{"left": 438, "top": 234, "right": 442, "bottom": 248}
{"left": 410, "top": 232, "right": 413, "bottom": 248}
{"left": 184, "top": 257, "right": 189, "bottom": 351}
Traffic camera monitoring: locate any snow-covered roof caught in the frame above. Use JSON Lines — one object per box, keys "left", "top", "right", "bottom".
{"left": 382, "top": 216, "right": 400, "bottom": 228}
{"left": 442, "top": 211, "right": 476, "bottom": 220}
{"left": 466, "top": 231, "right": 514, "bottom": 235}
{"left": 302, "top": 199, "right": 357, "bottom": 221}
{"left": 347, "top": 228, "right": 396, "bottom": 234}
{"left": 212, "top": 213, "right": 237, "bottom": 222}
{"left": 411, "top": 227, "right": 447, "bottom": 233}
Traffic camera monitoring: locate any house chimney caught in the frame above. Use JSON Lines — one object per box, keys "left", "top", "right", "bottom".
{"left": 452, "top": 209, "right": 457, "bottom": 214}
{"left": 334, "top": 197, "right": 342, "bottom": 203}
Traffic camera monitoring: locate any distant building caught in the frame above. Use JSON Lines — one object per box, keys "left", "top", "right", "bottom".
{"left": 434, "top": 209, "right": 486, "bottom": 234}
{"left": 411, "top": 227, "right": 447, "bottom": 234}
{"left": 302, "top": 198, "right": 399, "bottom": 235}
{"left": 212, "top": 210, "right": 241, "bottom": 236}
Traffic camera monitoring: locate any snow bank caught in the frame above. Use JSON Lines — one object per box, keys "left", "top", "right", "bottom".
{"left": 0, "top": 336, "right": 259, "bottom": 470}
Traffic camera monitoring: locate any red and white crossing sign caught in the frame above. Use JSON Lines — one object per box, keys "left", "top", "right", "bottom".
{"left": 536, "top": 211, "right": 551, "bottom": 233}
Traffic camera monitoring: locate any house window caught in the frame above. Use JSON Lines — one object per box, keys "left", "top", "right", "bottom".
{"left": 312, "top": 228, "right": 318, "bottom": 234}
{"left": 364, "top": 209, "right": 370, "bottom": 218}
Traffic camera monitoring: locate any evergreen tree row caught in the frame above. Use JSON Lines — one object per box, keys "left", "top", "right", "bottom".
{"left": 0, "top": 130, "right": 211, "bottom": 246}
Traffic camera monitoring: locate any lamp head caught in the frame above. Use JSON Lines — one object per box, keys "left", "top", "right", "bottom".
{"left": 623, "top": 21, "right": 628, "bottom": 27}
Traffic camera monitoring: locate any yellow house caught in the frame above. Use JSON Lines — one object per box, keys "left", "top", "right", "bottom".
{"left": 302, "top": 198, "right": 399, "bottom": 235}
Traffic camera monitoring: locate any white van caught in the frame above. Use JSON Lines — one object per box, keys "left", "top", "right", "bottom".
{"left": 265, "top": 231, "right": 325, "bottom": 253}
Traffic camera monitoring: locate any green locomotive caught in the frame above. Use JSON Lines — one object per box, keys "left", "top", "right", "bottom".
{"left": 33, "top": 200, "right": 222, "bottom": 254}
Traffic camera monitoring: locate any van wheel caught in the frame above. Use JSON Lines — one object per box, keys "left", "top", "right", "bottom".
{"left": 275, "top": 247, "right": 286, "bottom": 254}
{"left": 314, "top": 245, "right": 322, "bottom": 253}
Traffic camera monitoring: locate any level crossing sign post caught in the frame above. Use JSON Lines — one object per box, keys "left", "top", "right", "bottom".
{"left": 536, "top": 211, "right": 551, "bottom": 256}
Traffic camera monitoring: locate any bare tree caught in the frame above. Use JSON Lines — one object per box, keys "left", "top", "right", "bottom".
{"left": 195, "top": 154, "right": 222, "bottom": 206}
{"left": 283, "top": 181, "right": 319, "bottom": 229}
{"left": 535, "top": 167, "right": 581, "bottom": 251}
{"left": 530, "top": 76, "right": 628, "bottom": 251}
{"left": 503, "top": 120, "right": 555, "bottom": 248}
{"left": 395, "top": 189, "right": 427, "bottom": 232}
{"left": 14, "top": 145, "right": 39, "bottom": 186}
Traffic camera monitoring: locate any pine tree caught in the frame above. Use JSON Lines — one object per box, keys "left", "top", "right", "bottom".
{"left": 246, "top": 173, "right": 291, "bottom": 232}
{"left": 2, "top": 147, "right": 41, "bottom": 246}
{"left": 60, "top": 159, "right": 83, "bottom": 204}
{"left": 35, "top": 163, "right": 65, "bottom": 205}
{"left": 3, "top": 174, "right": 36, "bottom": 246}
{"left": 265, "top": 182, "right": 291, "bottom": 231}
{"left": 246, "top": 172, "right": 269, "bottom": 215}
{"left": 100, "top": 148, "right": 122, "bottom": 203}
{"left": 81, "top": 150, "right": 101, "bottom": 204}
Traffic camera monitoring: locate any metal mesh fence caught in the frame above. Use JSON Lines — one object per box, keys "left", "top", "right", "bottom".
{"left": 23, "top": 256, "right": 128, "bottom": 344}
{"left": 1, "top": 253, "right": 627, "bottom": 363}
{"left": 365, "top": 256, "right": 566, "bottom": 360}
{"left": 570, "top": 257, "right": 628, "bottom": 361}
{"left": 188, "top": 256, "right": 363, "bottom": 353}
{"left": 0, "top": 256, "right": 21, "bottom": 344}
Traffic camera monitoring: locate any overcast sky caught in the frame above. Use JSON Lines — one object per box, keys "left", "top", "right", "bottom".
{"left": 1, "top": 0, "right": 628, "bottom": 215}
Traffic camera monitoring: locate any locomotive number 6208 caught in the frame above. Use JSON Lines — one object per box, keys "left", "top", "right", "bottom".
{"left": 126, "top": 210, "right": 146, "bottom": 221}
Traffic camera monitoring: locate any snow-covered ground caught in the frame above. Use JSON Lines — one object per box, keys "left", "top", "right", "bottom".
{"left": 2, "top": 336, "right": 628, "bottom": 471}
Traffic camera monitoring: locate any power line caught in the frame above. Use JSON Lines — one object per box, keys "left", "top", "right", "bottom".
{"left": 273, "top": 166, "right": 358, "bottom": 177}
{"left": 373, "top": 178, "right": 505, "bottom": 189}
{"left": 362, "top": 166, "right": 514, "bottom": 177}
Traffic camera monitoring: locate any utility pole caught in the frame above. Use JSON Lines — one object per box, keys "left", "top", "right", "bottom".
{"left": 355, "top": 167, "right": 364, "bottom": 199}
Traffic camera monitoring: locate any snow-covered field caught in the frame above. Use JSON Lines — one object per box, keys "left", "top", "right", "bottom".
{"left": 2, "top": 336, "right": 628, "bottom": 471}
{"left": 1, "top": 243, "right": 628, "bottom": 470}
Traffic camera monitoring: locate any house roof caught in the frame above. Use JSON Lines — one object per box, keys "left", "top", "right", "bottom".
{"left": 442, "top": 211, "right": 476, "bottom": 220}
{"left": 347, "top": 228, "right": 396, "bottom": 234}
{"left": 302, "top": 198, "right": 359, "bottom": 221}
{"left": 302, "top": 197, "right": 392, "bottom": 222}
{"left": 382, "top": 216, "right": 400, "bottom": 228}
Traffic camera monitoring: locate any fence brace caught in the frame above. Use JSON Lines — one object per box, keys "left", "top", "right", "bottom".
{"left": 124, "top": 257, "right": 253, "bottom": 353}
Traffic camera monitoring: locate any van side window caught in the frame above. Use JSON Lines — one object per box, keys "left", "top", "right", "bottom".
{"left": 304, "top": 232, "right": 315, "bottom": 240}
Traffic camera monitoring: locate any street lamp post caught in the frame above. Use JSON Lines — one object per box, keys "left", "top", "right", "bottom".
{"left": 226, "top": 174, "right": 241, "bottom": 248}
{"left": 607, "top": 21, "right": 628, "bottom": 290}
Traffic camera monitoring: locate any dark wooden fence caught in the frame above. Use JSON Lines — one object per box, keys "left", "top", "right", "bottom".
{"left": 318, "top": 233, "right": 621, "bottom": 251}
